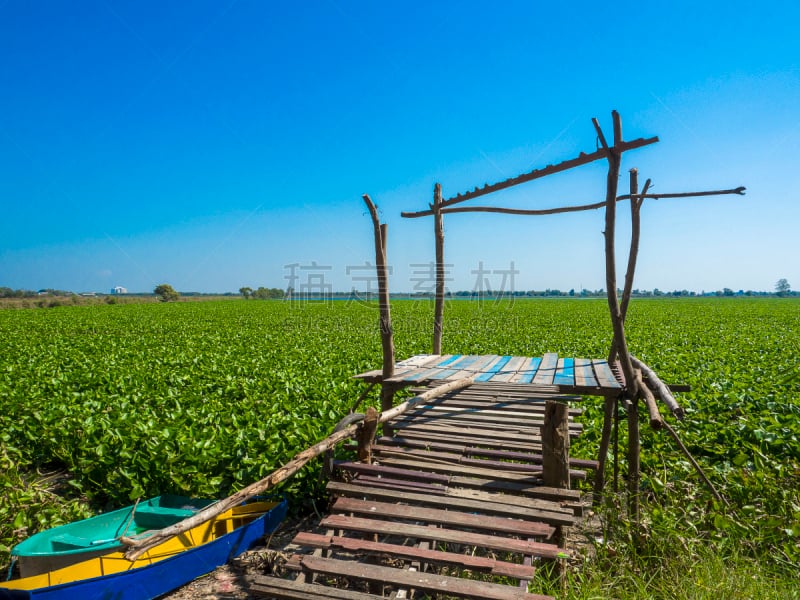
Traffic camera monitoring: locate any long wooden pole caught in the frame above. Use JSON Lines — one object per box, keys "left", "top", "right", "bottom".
{"left": 362, "top": 194, "right": 396, "bottom": 412}
{"left": 401, "top": 185, "right": 745, "bottom": 219}
{"left": 433, "top": 183, "right": 445, "bottom": 354}
{"left": 596, "top": 111, "right": 638, "bottom": 397}
{"left": 609, "top": 172, "right": 649, "bottom": 363}
{"left": 438, "top": 136, "right": 659, "bottom": 207}
{"left": 630, "top": 355, "right": 685, "bottom": 419}
{"left": 123, "top": 376, "right": 476, "bottom": 560}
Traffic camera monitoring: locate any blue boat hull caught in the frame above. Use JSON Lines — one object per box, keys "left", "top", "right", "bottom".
{"left": 1, "top": 498, "right": 287, "bottom": 600}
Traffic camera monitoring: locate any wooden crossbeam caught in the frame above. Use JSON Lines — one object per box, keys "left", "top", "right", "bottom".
{"left": 400, "top": 136, "right": 658, "bottom": 217}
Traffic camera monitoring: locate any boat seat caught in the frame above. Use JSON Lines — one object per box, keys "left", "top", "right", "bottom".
{"left": 133, "top": 505, "right": 195, "bottom": 529}
{"left": 50, "top": 533, "right": 104, "bottom": 551}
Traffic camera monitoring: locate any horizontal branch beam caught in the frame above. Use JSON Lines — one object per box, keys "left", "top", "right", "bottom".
{"left": 619, "top": 186, "right": 746, "bottom": 201}
{"left": 401, "top": 185, "right": 746, "bottom": 219}
{"left": 437, "top": 136, "right": 658, "bottom": 208}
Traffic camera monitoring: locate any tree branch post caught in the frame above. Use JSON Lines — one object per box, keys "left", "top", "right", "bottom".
{"left": 362, "top": 195, "right": 396, "bottom": 412}
{"left": 433, "top": 183, "right": 445, "bottom": 354}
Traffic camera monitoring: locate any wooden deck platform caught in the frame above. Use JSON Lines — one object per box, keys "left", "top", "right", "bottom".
{"left": 252, "top": 380, "right": 595, "bottom": 599}
{"left": 355, "top": 353, "right": 624, "bottom": 396}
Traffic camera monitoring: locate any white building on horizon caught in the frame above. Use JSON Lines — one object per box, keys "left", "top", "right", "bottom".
{"left": 111, "top": 286, "right": 127, "bottom": 294}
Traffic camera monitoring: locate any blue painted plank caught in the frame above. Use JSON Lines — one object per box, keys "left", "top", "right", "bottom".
{"left": 553, "top": 357, "right": 575, "bottom": 386}
{"left": 533, "top": 353, "right": 559, "bottom": 385}
{"left": 435, "top": 354, "right": 462, "bottom": 367}
{"left": 476, "top": 356, "right": 513, "bottom": 382}
{"left": 516, "top": 356, "right": 543, "bottom": 384}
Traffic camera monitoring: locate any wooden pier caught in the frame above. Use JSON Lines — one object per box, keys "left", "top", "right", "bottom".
{"left": 250, "top": 356, "right": 608, "bottom": 599}
{"left": 120, "top": 111, "right": 736, "bottom": 597}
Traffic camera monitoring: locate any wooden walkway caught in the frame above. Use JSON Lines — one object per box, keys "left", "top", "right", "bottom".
{"left": 356, "top": 353, "right": 622, "bottom": 396}
{"left": 251, "top": 376, "right": 599, "bottom": 599}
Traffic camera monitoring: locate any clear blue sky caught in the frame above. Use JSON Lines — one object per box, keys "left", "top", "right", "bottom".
{"left": 1, "top": 1, "right": 798, "bottom": 294}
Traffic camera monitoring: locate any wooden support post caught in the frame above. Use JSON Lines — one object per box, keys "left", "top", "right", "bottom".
{"left": 542, "top": 400, "right": 570, "bottom": 490}
{"left": 357, "top": 407, "right": 379, "bottom": 463}
{"left": 627, "top": 395, "right": 641, "bottom": 523}
{"left": 613, "top": 396, "right": 620, "bottom": 492}
{"left": 609, "top": 170, "right": 648, "bottom": 363}
{"left": 362, "top": 195, "right": 396, "bottom": 412}
{"left": 433, "top": 183, "right": 445, "bottom": 354}
{"left": 595, "top": 111, "right": 638, "bottom": 399}
{"left": 594, "top": 395, "right": 615, "bottom": 498}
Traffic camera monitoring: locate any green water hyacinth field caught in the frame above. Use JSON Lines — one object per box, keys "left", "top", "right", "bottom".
{"left": 1, "top": 298, "right": 799, "bottom": 595}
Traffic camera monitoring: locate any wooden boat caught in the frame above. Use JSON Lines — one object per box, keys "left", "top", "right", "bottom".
{"left": 0, "top": 497, "right": 287, "bottom": 600}
{"left": 11, "top": 495, "right": 217, "bottom": 577}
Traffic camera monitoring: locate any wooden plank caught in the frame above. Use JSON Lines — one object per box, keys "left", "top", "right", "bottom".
{"left": 399, "top": 354, "right": 466, "bottom": 382}
{"left": 375, "top": 456, "right": 551, "bottom": 487}
{"left": 425, "top": 354, "right": 480, "bottom": 380}
{"left": 449, "top": 475, "right": 581, "bottom": 503}
{"left": 426, "top": 354, "right": 480, "bottom": 380}
{"left": 488, "top": 356, "right": 529, "bottom": 382}
{"left": 251, "top": 575, "right": 385, "bottom": 599}
{"left": 592, "top": 359, "right": 621, "bottom": 388}
{"left": 553, "top": 358, "right": 575, "bottom": 386}
{"left": 319, "top": 515, "right": 566, "bottom": 559}
{"left": 332, "top": 497, "right": 554, "bottom": 538}
{"left": 392, "top": 408, "right": 584, "bottom": 430}
{"left": 375, "top": 437, "right": 599, "bottom": 469}
{"left": 404, "top": 403, "right": 560, "bottom": 421}
{"left": 446, "top": 354, "right": 500, "bottom": 380}
{"left": 298, "top": 555, "right": 554, "bottom": 600}
{"left": 532, "top": 353, "right": 559, "bottom": 385}
{"left": 384, "top": 355, "right": 446, "bottom": 383}
{"left": 389, "top": 420, "right": 582, "bottom": 440}
{"left": 334, "top": 461, "right": 449, "bottom": 484}
{"left": 327, "top": 481, "right": 575, "bottom": 524}
{"left": 573, "top": 358, "right": 597, "bottom": 387}
{"left": 513, "top": 356, "right": 542, "bottom": 384}
{"left": 476, "top": 355, "right": 513, "bottom": 382}
{"left": 389, "top": 429, "right": 545, "bottom": 453}
{"left": 372, "top": 446, "right": 587, "bottom": 480}
{"left": 411, "top": 393, "right": 584, "bottom": 414}
{"left": 350, "top": 474, "right": 448, "bottom": 494}
{"left": 292, "top": 532, "right": 538, "bottom": 580}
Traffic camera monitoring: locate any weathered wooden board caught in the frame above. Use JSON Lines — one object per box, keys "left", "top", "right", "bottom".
{"left": 291, "top": 532, "right": 538, "bottom": 580}
{"left": 331, "top": 497, "right": 554, "bottom": 538}
{"left": 386, "top": 428, "right": 545, "bottom": 453}
{"left": 514, "top": 356, "right": 543, "bottom": 384}
{"left": 251, "top": 575, "right": 385, "bottom": 599}
{"left": 573, "top": 357, "right": 597, "bottom": 387}
{"left": 475, "top": 355, "right": 513, "bottom": 382}
{"left": 373, "top": 447, "right": 588, "bottom": 481}
{"left": 388, "top": 420, "right": 583, "bottom": 441}
{"left": 320, "top": 515, "right": 564, "bottom": 559}
{"left": 374, "top": 437, "right": 599, "bottom": 469}
{"left": 592, "top": 359, "right": 621, "bottom": 388}
{"left": 391, "top": 408, "right": 584, "bottom": 431}
{"left": 532, "top": 353, "right": 559, "bottom": 385}
{"left": 553, "top": 358, "right": 575, "bottom": 386}
{"left": 489, "top": 355, "right": 529, "bottom": 382}
{"left": 326, "top": 481, "right": 575, "bottom": 524}
{"left": 297, "top": 555, "right": 554, "bottom": 600}
{"left": 448, "top": 475, "right": 580, "bottom": 502}
{"left": 334, "top": 461, "right": 449, "bottom": 484}
{"left": 446, "top": 354, "right": 502, "bottom": 380}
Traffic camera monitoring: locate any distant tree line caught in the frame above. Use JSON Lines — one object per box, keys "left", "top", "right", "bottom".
{"left": 239, "top": 286, "right": 284, "bottom": 299}
{"left": 0, "top": 287, "right": 73, "bottom": 298}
